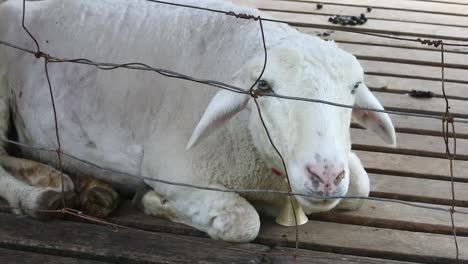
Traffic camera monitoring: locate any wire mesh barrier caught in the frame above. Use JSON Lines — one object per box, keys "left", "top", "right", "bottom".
{"left": 0, "top": 0, "right": 466, "bottom": 261}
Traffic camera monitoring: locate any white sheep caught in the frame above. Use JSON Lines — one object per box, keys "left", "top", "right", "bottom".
{"left": 0, "top": 0, "right": 396, "bottom": 242}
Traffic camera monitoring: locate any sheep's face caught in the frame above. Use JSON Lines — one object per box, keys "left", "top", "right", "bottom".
{"left": 188, "top": 35, "right": 395, "bottom": 214}
{"left": 245, "top": 38, "right": 361, "bottom": 213}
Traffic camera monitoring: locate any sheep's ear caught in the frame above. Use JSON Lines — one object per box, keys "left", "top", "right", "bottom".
{"left": 352, "top": 84, "right": 396, "bottom": 147}
{"left": 187, "top": 90, "right": 249, "bottom": 149}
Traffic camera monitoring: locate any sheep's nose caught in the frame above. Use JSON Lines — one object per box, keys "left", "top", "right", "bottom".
{"left": 305, "top": 163, "right": 345, "bottom": 193}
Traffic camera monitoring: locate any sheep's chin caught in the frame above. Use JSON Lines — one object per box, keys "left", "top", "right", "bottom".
{"left": 296, "top": 196, "right": 341, "bottom": 214}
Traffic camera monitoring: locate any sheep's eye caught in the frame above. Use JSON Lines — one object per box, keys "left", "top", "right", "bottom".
{"left": 351, "top": 82, "right": 361, "bottom": 94}
{"left": 257, "top": 80, "right": 272, "bottom": 91}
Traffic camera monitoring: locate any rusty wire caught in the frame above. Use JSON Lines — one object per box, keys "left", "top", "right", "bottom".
{"left": 438, "top": 42, "right": 460, "bottom": 261}
{"left": 43, "top": 59, "right": 67, "bottom": 208}
{"left": 0, "top": 0, "right": 464, "bottom": 262}
{"left": 149, "top": 0, "right": 468, "bottom": 48}
{"left": 2, "top": 39, "right": 468, "bottom": 124}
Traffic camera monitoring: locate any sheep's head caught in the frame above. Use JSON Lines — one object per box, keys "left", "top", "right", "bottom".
{"left": 187, "top": 34, "right": 396, "bottom": 214}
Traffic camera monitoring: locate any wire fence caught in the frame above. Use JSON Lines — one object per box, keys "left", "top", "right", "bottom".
{"left": 0, "top": 0, "right": 465, "bottom": 262}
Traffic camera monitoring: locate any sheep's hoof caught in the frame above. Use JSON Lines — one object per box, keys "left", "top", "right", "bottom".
{"left": 79, "top": 184, "right": 120, "bottom": 218}
{"left": 28, "top": 189, "right": 77, "bottom": 220}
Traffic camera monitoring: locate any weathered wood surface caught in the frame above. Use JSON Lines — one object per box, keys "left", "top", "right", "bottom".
{"left": 271, "top": 0, "right": 468, "bottom": 18}
{"left": 259, "top": 219, "right": 468, "bottom": 264}
{"left": 356, "top": 150, "right": 468, "bottom": 181}
{"left": 369, "top": 173, "right": 468, "bottom": 206}
{"left": 0, "top": 212, "right": 269, "bottom": 264}
{"left": 0, "top": 210, "right": 425, "bottom": 264}
{"left": 262, "top": 10, "right": 468, "bottom": 41}
{"left": 311, "top": 200, "right": 468, "bottom": 235}
{"left": 105, "top": 203, "right": 467, "bottom": 264}
{"left": 2, "top": 0, "right": 468, "bottom": 263}
{"left": 0, "top": 248, "right": 111, "bottom": 264}
{"left": 271, "top": 247, "right": 422, "bottom": 263}
{"left": 256, "top": 0, "right": 468, "bottom": 27}
{"left": 357, "top": 115, "right": 468, "bottom": 138}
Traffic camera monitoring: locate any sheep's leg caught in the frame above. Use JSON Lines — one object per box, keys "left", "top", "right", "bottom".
{"left": 0, "top": 76, "right": 80, "bottom": 218}
{"left": 0, "top": 71, "right": 118, "bottom": 219}
{"left": 0, "top": 155, "right": 120, "bottom": 218}
{"left": 335, "top": 152, "right": 370, "bottom": 210}
{"left": 137, "top": 184, "right": 260, "bottom": 242}
{"left": 0, "top": 155, "right": 77, "bottom": 219}
{"left": 74, "top": 174, "right": 120, "bottom": 218}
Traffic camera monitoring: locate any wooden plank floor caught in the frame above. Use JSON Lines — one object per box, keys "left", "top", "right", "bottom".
{"left": 2, "top": 0, "right": 468, "bottom": 263}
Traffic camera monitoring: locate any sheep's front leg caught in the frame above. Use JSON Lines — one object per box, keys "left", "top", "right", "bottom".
{"left": 138, "top": 184, "right": 260, "bottom": 243}
{"left": 0, "top": 155, "right": 77, "bottom": 219}
{"left": 0, "top": 155, "right": 119, "bottom": 219}
{"left": 335, "top": 152, "right": 370, "bottom": 210}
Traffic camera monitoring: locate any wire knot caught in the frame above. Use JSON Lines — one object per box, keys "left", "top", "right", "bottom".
{"left": 417, "top": 38, "right": 443, "bottom": 47}
{"left": 443, "top": 114, "right": 454, "bottom": 124}
{"left": 34, "top": 51, "right": 45, "bottom": 59}
{"left": 226, "top": 11, "right": 259, "bottom": 20}
{"left": 249, "top": 88, "right": 265, "bottom": 98}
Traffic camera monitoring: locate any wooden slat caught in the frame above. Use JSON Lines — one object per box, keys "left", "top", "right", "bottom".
{"left": 412, "top": 0, "right": 468, "bottom": 5}
{"left": 281, "top": 0, "right": 468, "bottom": 17}
{"left": 298, "top": 29, "right": 468, "bottom": 99}
{"left": 261, "top": 10, "right": 468, "bottom": 42}
{"left": 355, "top": 150, "right": 468, "bottom": 181}
{"left": 302, "top": 27, "right": 468, "bottom": 51}
{"left": 259, "top": 219, "right": 468, "bottom": 264}
{"left": 339, "top": 42, "right": 468, "bottom": 69}
{"left": 371, "top": 91, "right": 467, "bottom": 118}
{"left": 108, "top": 205, "right": 468, "bottom": 264}
{"left": 271, "top": 247, "right": 422, "bottom": 263}
{"left": 362, "top": 112, "right": 468, "bottom": 138}
{"left": 0, "top": 248, "right": 111, "bottom": 264}
{"left": 311, "top": 200, "right": 468, "bottom": 235}
{"left": 0, "top": 208, "right": 428, "bottom": 264}
{"left": 369, "top": 173, "right": 468, "bottom": 206}
{"left": 0, "top": 213, "right": 269, "bottom": 264}
{"left": 248, "top": 0, "right": 468, "bottom": 28}
{"left": 365, "top": 75, "right": 468, "bottom": 100}
{"left": 351, "top": 129, "right": 468, "bottom": 159}
{"left": 361, "top": 61, "right": 468, "bottom": 84}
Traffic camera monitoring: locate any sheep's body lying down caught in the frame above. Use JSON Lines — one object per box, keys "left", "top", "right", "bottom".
{"left": 0, "top": 0, "right": 395, "bottom": 242}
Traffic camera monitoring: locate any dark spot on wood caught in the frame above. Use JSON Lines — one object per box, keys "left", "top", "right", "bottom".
{"left": 409, "top": 90, "right": 433, "bottom": 98}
